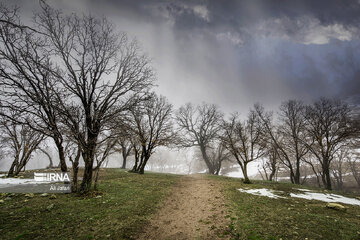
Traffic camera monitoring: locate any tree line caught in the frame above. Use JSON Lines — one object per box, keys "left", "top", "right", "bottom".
{"left": 0, "top": 2, "right": 359, "bottom": 193}
{"left": 176, "top": 99, "right": 359, "bottom": 191}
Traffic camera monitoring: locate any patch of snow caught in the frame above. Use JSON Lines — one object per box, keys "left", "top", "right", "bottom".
{"left": 0, "top": 178, "right": 47, "bottom": 186}
{"left": 0, "top": 174, "right": 5, "bottom": 177}
{"left": 238, "top": 187, "right": 360, "bottom": 206}
{"left": 238, "top": 188, "right": 286, "bottom": 199}
{"left": 290, "top": 192, "right": 360, "bottom": 206}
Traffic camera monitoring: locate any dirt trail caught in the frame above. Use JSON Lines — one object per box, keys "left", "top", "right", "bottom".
{"left": 137, "top": 175, "right": 230, "bottom": 240}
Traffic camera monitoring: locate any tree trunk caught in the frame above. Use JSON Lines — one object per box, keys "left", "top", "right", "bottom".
{"left": 130, "top": 150, "right": 139, "bottom": 173}
{"left": 79, "top": 130, "right": 99, "bottom": 193}
{"left": 8, "top": 153, "right": 20, "bottom": 177}
{"left": 54, "top": 139, "right": 67, "bottom": 172}
{"left": 79, "top": 157, "right": 94, "bottom": 193}
{"left": 94, "top": 167, "right": 100, "bottom": 190}
{"left": 242, "top": 163, "right": 251, "bottom": 184}
{"left": 138, "top": 154, "right": 150, "bottom": 174}
{"left": 199, "top": 145, "right": 215, "bottom": 174}
{"left": 71, "top": 148, "right": 81, "bottom": 192}
{"left": 7, "top": 161, "right": 17, "bottom": 177}
{"left": 294, "top": 161, "right": 301, "bottom": 184}
{"left": 269, "top": 167, "right": 276, "bottom": 181}
{"left": 121, "top": 152, "right": 127, "bottom": 169}
{"left": 215, "top": 166, "right": 221, "bottom": 175}
{"left": 14, "top": 154, "right": 31, "bottom": 176}
{"left": 321, "top": 159, "right": 332, "bottom": 190}
{"left": 289, "top": 169, "right": 295, "bottom": 184}
{"left": 79, "top": 142, "right": 97, "bottom": 193}
{"left": 138, "top": 164, "right": 145, "bottom": 174}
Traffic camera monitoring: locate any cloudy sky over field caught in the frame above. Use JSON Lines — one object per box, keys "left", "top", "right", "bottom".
{"left": 13, "top": 0, "right": 360, "bottom": 113}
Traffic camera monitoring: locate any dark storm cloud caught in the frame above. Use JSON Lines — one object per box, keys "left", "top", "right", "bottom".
{"left": 8, "top": 0, "right": 360, "bottom": 110}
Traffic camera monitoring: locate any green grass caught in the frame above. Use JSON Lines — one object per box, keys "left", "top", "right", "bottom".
{"left": 2, "top": 170, "right": 360, "bottom": 240}
{"left": 209, "top": 175, "right": 360, "bottom": 240}
{"left": 0, "top": 169, "right": 181, "bottom": 240}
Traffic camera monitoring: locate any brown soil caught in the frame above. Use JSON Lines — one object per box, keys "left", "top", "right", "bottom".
{"left": 137, "top": 174, "right": 231, "bottom": 240}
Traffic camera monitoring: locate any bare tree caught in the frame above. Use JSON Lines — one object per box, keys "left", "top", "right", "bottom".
{"left": 348, "top": 138, "right": 360, "bottom": 188}
{"left": 0, "top": 4, "right": 68, "bottom": 172}
{"left": 38, "top": 147, "right": 54, "bottom": 169}
{"left": 259, "top": 142, "right": 279, "bottom": 181}
{"left": 64, "top": 140, "right": 81, "bottom": 192}
{"left": 207, "top": 142, "right": 230, "bottom": 175}
{"left": 130, "top": 139, "right": 143, "bottom": 173}
{"left": 303, "top": 156, "right": 323, "bottom": 188}
{"left": 277, "top": 100, "right": 309, "bottom": 184}
{"left": 93, "top": 136, "right": 117, "bottom": 190}
{"left": 303, "top": 98, "right": 356, "bottom": 190}
{"left": 128, "top": 94, "right": 174, "bottom": 174}
{"left": 176, "top": 103, "right": 223, "bottom": 174}
{"left": 0, "top": 118, "right": 44, "bottom": 177}
{"left": 331, "top": 146, "right": 350, "bottom": 190}
{"left": 33, "top": 2, "right": 154, "bottom": 192}
{"left": 113, "top": 134, "right": 133, "bottom": 169}
{"left": 348, "top": 157, "right": 360, "bottom": 188}
{"left": 221, "top": 111, "right": 266, "bottom": 183}
{"left": 255, "top": 102, "right": 308, "bottom": 184}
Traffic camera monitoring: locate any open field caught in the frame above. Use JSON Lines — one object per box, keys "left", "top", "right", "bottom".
{"left": 210, "top": 175, "right": 360, "bottom": 240}
{"left": 0, "top": 169, "right": 180, "bottom": 240}
{"left": 1, "top": 169, "right": 360, "bottom": 240}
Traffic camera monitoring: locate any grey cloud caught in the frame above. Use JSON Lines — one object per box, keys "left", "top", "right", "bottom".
{"left": 5, "top": 0, "right": 360, "bottom": 112}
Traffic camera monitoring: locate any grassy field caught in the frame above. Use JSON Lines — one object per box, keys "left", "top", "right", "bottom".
{"left": 210, "top": 175, "right": 360, "bottom": 240}
{"left": 1, "top": 170, "right": 360, "bottom": 240}
{"left": 0, "top": 169, "right": 180, "bottom": 240}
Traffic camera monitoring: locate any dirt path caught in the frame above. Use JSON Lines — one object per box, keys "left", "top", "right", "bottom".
{"left": 137, "top": 175, "right": 230, "bottom": 240}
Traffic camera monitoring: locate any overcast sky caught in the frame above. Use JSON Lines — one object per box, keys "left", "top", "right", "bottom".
{"left": 11, "top": 0, "right": 360, "bottom": 114}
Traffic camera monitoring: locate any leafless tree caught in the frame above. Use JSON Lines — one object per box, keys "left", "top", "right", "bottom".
{"left": 176, "top": 103, "right": 223, "bottom": 174}
{"left": 221, "top": 111, "right": 266, "bottom": 183}
{"left": 331, "top": 146, "right": 351, "bottom": 190}
{"left": 64, "top": 140, "right": 81, "bottom": 192}
{"left": 207, "top": 142, "right": 231, "bottom": 175}
{"left": 113, "top": 130, "right": 133, "bottom": 169}
{"left": 130, "top": 139, "right": 143, "bottom": 173}
{"left": 0, "top": 117, "right": 44, "bottom": 177}
{"left": 258, "top": 142, "right": 279, "bottom": 181}
{"left": 255, "top": 101, "right": 308, "bottom": 184}
{"left": 93, "top": 135, "right": 117, "bottom": 190}
{"left": 348, "top": 110, "right": 360, "bottom": 188}
{"left": 347, "top": 138, "right": 360, "bottom": 188}
{"left": 0, "top": 4, "right": 68, "bottom": 172}
{"left": 348, "top": 157, "right": 360, "bottom": 188}
{"left": 32, "top": 2, "right": 154, "bottom": 192}
{"left": 303, "top": 156, "right": 323, "bottom": 188}
{"left": 277, "top": 100, "right": 309, "bottom": 184}
{"left": 38, "top": 147, "right": 54, "bottom": 169}
{"left": 128, "top": 94, "right": 174, "bottom": 174}
{"left": 303, "top": 98, "right": 356, "bottom": 190}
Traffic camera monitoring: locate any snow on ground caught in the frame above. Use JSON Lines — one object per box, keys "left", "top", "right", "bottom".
{"left": 0, "top": 174, "right": 5, "bottom": 177}
{"left": 0, "top": 178, "right": 47, "bottom": 187}
{"left": 238, "top": 188, "right": 286, "bottom": 199}
{"left": 291, "top": 190, "right": 360, "bottom": 206}
{"left": 238, "top": 187, "right": 360, "bottom": 206}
